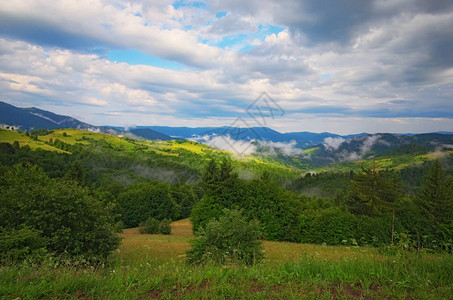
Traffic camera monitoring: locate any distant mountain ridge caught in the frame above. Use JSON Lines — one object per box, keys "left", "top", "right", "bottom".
{"left": 307, "top": 132, "right": 453, "bottom": 165}
{"left": 0, "top": 101, "right": 173, "bottom": 141}
{"left": 1, "top": 101, "right": 452, "bottom": 148}
{"left": 122, "top": 126, "right": 368, "bottom": 148}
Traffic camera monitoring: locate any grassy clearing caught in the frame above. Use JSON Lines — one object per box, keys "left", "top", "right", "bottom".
{"left": 1, "top": 219, "right": 452, "bottom": 299}
{"left": 0, "top": 129, "right": 67, "bottom": 153}
{"left": 41, "top": 129, "right": 137, "bottom": 151}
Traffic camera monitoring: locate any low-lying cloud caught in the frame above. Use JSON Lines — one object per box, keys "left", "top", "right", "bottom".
{"left": 190, "top": 134, "right": 302, "bottom": 157}
{"left": 190, "top": 134, "right": 257, "bottom": 156}
{"left": 323, "top": 137, "right": 345, "bottom": 151}
{"left": 323, "top": 134, "right": 388, "bottom": 161}
{"left": 258, "top": 140, "right": 302, "bottom": 156}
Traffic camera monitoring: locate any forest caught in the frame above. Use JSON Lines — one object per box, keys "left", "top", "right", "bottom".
{"left": 1, "top": 128, "right": 453, "bottom": 298}
{"left": 1, "top": 128, "right": 452, "bottom": 261}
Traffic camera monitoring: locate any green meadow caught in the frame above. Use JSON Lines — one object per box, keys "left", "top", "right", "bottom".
{"left": 1, "top": 219, "right": 452, "bottom": 299}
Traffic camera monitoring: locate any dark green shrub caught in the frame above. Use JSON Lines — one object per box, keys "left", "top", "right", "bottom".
{"left": 117, "top": 181, "right": 180, "bottom": 228}
{"left": 0, "top": 227, "right": 48, "bottom": 263}
{"left": 139, "top": 217, "right": 160, "bottom": 234}
{"left": 114, "top": 221, "right": 124, "bottom": 233}
{"left": 159, "top": 219, "right": 172, "bottom": 235}
{"left": 299, "top": 207, "right": 357, "bottom": 245}
{"left": 356, "top": 213, "right": 399, "bottom": 246}
{"left": 187, "top": 209, "right": 263, "bottom": 265}
{"left": 0, "top": 164, "right": 121, "bottom": 261}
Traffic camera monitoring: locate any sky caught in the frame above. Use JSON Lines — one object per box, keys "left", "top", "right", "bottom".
{"left": 0, "top": 0, "right": 452, "bottom": 134}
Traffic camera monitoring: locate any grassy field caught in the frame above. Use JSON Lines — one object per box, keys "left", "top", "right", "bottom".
{"left": 1, "top": 219, "right": 452, "bottom": 299}
{"left": 0, "top": 129, "right": 68, "bottom": 153}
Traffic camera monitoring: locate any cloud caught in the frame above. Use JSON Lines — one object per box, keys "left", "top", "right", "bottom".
{"left": 0, "top": 0, "right": 223, "bottom": 68}
{"left": 360, "top": 135, "right": 382, "bottom": 153}
{"left": 207, "top": 12, "right": 257, "bottom": 36}
{"left": 0, "top": 1, "right": 452, "bottom": 134}
{"left": 203, "top": 134, "right": 257, "bottom": 156}
{"left": 190, "top": 134, "right": 302, "bottom": 157}
{"left": 258, "top": 140, "right": 301, "bottom": 156}
{"left": 323, "top": 137, "right": 345, "bottom": 151}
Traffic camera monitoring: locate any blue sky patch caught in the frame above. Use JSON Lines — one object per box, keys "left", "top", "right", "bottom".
{"left": 107, "top": 50, "right": 186, "bottom": 70}
{"left": 173, "top": 1, "right": 206, "bottom": 10}
{"left": 209, "top": 24, "right": 286, "bottom": 50}
{"left": 216, "top": 11, "right": 227, "bottom": 19}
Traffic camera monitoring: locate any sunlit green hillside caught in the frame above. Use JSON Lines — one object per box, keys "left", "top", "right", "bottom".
{"left": 0, "top": 129, "right": 67, "bottom": 153}
{"left": 0, "top": 128, "right": 300, "bottom": 185}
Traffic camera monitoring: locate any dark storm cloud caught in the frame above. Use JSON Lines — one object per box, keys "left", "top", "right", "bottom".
{"left": 0, "top": 14, "right": 112, "bottom": 51}
{"left": 274, "top": 0, "right": 453, "bottom": 47}
{"left": 280, "top": 0, "right": 374, "bottom": 45}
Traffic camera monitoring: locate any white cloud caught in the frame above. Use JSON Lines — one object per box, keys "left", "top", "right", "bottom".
{"left": 202, "top": 134, "right": 257, "bottom": 156}
{"left": 258, "top": 140, "right": 301, "bottom": 156}
{"left": 360, "top": 135, "right": 382, "bottom": 153}
{"left": 322, "top": 137, "right": 345, "bottom": 151}
{"left": 0, "top": 1, "right": 452, "bottom": 133}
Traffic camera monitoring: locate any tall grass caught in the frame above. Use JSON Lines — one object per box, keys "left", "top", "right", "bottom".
{"left": 1, "top": 220, "right": 452, "bottom": 299}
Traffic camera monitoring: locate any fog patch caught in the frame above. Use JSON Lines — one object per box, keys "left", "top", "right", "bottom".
{"left": 190, "top": 134, "right": 257, "bottom": 156}
{"left": 323, "top": 137, "right": 345, "bottom": 151}
{"left": 237, "top": 168, "right": 257, "bottom": 181}
{"left": 131, "top": 165, "right": 179, "bottom": 183}
{"left": 335, "top": 134, "right": 385, "bottom": 162}
{"left": 360, "top": 134, "right": 382, "bottom": 153}
{"left": 258, "top": 140, "right": 302, "bottom": 156}
{"left": 86, "top": 127, "right": 101, "bottom": 133}
{"left": 338, "top": 150, "right": 362, "bottom": 161}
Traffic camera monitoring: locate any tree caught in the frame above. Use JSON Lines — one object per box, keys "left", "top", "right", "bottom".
{"left": 201, "top": 158, "right": 220, "bottom": 192}
{"left": 346, "top": 161, "right": 402, "bottom": 216}
{"left": 191, "top": 159, "right": 243, "bottom": 233}
{"left": 416, "top": 160, "right": 452, "bottom": 225}
{"left": 64, "top": 161, "right": 85, "bottom": 184}
{"left": 12, "top": 141, "right": 20, "bottom": 150}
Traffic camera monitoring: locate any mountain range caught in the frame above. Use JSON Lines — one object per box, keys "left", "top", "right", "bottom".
{"left": 1, "top": 101, "right": 452, "bottom": 161}
{"left": 0, "top": 101, "right": 173, "bottom": 141}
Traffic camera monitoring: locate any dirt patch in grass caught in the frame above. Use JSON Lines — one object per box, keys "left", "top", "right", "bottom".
{"left": 146, "top": 290, "right": 162, "bottom": 298}
{"left": 171, "top": 280, "right": 210, "bottom": 296}
{"left": 247, "top": 279, "right": 266, "bottom": 293}
{"left": 74, "top": 290, "right": 92, "bottom": 299}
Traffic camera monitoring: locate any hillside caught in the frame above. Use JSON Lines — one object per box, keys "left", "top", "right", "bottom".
{"left": 256, "top": 132, "right": 453, "bottom": 171}
{"left": 0, "top": 128, "right": 299, "bottom": 186}
{"left": 0, "top": 101, "right": 172, "bottom": 141}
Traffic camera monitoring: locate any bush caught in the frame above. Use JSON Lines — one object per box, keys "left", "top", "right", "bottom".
{"left": 187, "top": 209, "right": 263, "bottom": 265}
{"left": 114, "top": 221, "right": 124, "bottom": 233}
{"left": 299, "top": 207, "right": 357, "bottom": 245}
{"left": 159, "top": 219, "right": 172, "bottom": 235}
{"left": 0, "top": 227, "right": 48, "bottom": 263}
{"left": 117, "top": 181, "right": 180, "bottom": 228}
{"left": 139, "top": 218, "right": 160, "bottom": 234}
{"left": 0, "top": 164, "right": 121, "bottom": 261}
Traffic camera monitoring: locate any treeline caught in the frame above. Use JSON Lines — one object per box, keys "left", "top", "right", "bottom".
{"left": 192, "top": 159, "right": 453, "bottom": 252}
{"left": 1, "top": 133, "right": 452, "bottom": 263}
{"left": 291, "top": 157, "right": 452, "bottom": 198}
